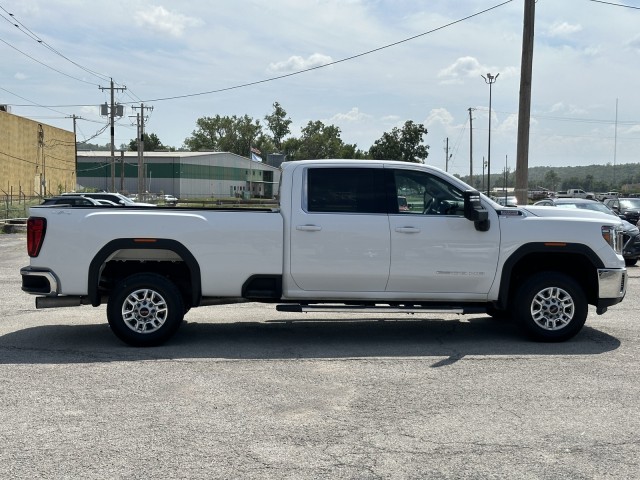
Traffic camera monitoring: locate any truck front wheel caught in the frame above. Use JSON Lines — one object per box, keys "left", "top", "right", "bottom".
{"left": 514, "top": 272, "right": 587, "bottom": 342}
{"left": 107, "top": 273, "right": 185, "bottom": 347}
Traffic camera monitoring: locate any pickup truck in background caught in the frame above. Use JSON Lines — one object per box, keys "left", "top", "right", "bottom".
{"left": 555, "top": 189, "right": 595, "bottom": 199}
{"left": 21, "top": 160, "right": 627, "bottom": 346}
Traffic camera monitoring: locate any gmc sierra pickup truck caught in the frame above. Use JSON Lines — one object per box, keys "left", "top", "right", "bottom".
{"left": 21, "top": 160, "right": 627, "bottom": 346}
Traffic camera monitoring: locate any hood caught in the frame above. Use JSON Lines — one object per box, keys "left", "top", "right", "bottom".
{"left": 520, "top": 205, "right": 623, "bottom": 224}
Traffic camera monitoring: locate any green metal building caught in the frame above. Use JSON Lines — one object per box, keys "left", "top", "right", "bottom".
{"left": 76, "top": 151, "right": 281, "bottom": 199}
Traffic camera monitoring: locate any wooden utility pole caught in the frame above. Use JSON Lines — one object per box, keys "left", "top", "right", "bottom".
{"left": 515, "top": 0, "right": 535, "bottom": 205}
{"left": 99, "top": 78, "right": 126, "bottom": 192}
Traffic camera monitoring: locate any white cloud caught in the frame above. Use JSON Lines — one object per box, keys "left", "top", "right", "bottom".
{"left": 425, "top": 108, "right": 454, "bottom": 127}
{"left": 548, "top": 22, "right": 583, "bottom": 37}
{"left": 438, "top": 56, "right": 484, "bottom": 84}
{"left": 328, "top": 107, "right": 372, "bottom": 123}
{"left": 134, "top": 5, "right": 203, "bottom": 37}
{"left": 14, "top": 73, "right": 28, "bottom": 80}
{"left": 267, "top": 54, "right": 333, "bottom": 74}
{"left": 549, "top": 102, "right": 589, "bottom": 115}
{"left": 626, "top": 34, "right": 640, "bottom": 53}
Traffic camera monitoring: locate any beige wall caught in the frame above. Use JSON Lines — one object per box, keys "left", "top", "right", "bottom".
{"left": 0, "top": 110, "right": 76, "bottom": 198}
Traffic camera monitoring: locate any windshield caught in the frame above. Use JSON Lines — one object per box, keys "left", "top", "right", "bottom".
{"left": 620, "top": 199, "right": 640, "bottom": 209}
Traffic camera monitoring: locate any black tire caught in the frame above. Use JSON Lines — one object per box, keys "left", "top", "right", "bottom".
{"left": 514, "top": 272, "right": 587, "bottom": 342}
{"left": 107, "top": 273, "right": 184, "bottom": 347}
{"left": 625, "top": 258, "right": 638, "bottom": 267}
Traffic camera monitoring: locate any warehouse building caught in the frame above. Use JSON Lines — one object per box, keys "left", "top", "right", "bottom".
{"left": 76, "top": 151, "right": 282, "bottom": 199}
{"left": 1, "top": 108, "right": 76, "bottom": 199}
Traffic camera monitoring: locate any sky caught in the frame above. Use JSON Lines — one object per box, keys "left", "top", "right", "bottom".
{"left": 2, "top": 0, "right": 640, "bottom": 178}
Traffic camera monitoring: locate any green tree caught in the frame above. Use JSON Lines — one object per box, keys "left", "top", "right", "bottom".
{"left": 286, "top": 121, "right": 348, "bottom": 160}
{"left": 264, "top": 102, "right": 292, "bottom": 150}
{"left": 544, "top": 170, "right": 559, "bottom": 191}
{"left": 368, "top": 120, "right": 429, "bottom": 163}
{"left": 128, "top": 133, "right": 165, "bottom": 151}
{"left": 184, "top": 114, "right": 263, "bottom": 156}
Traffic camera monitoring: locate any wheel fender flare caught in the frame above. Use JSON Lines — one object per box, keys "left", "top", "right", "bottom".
{"left": 497, "top": 242, "right": 603, "bottom": 310}
{"left": 88, "top": 238, "right": 201, "bottom": 307}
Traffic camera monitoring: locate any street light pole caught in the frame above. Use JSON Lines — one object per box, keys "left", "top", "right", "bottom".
{"left": 481, "top": 72, "right": 499, "bottom": 196}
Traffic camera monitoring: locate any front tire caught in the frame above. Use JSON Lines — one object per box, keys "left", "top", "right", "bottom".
{"left": 514, "top": 272, "right": 587, "bottom": 342}
{"left": 107, "top": 273, "right": 185, "bottom": 347}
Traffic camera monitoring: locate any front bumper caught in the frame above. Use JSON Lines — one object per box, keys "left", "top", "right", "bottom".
{"left": 596, "top": 268, "right": 627, "bottom": 313}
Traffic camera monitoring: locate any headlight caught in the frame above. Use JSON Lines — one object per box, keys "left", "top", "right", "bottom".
{"left": 602, "top": 225, "right": 623, "bottom": 254}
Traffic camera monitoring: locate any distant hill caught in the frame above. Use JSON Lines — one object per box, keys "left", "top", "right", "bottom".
{"left": 459, "top": 162, "right": 640, "bottom": 193}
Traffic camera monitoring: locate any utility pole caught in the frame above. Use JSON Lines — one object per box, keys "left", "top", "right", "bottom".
{"left": 67, "top": 114, "right": 81, "bottom": 186}
{"left": 131, "top": 103, "right": 153, "bottom": 199}
{"left": 99, "top": 78, "right": 126, "bottom": 192}
{"left": 515, "top": 0, "right": 535, "bottom": 206}
{"left": 468, "top": 108, "right": 475, "bottom": 184}
{"left": 481, "top": 73, "right": 499, "bottom": 197}
{"left": 445, "top": 137, "right": 451, "bottom": 172}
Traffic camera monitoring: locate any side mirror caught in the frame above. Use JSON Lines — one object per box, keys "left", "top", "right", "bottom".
{"left": 464, "top": 190, "right": 490, "bottom": 232}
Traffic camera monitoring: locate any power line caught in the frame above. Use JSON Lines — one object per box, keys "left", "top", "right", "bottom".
{"left": 133, "top": 0, "right": 515, "bottom": 104}
{"left": 0, "top": 4, "right": 111, "bottom": 82}
{"left": 587, "top": 0, "right": 640, "bottom": 9}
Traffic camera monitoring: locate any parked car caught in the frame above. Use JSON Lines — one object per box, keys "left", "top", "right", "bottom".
{"left": 162, "top": 194, "right": 179, "bottom": 206}
{"left": 494, "top": 195, "right": 518, "bottom": 207}
{"left": 534, "top": 197, "right": 640, "bottom": 265}
{"left": 41, "top": 196, "right": 103, "bottom": 207}
{"left": 61, "top": 192, "right": 155, "bottom": 207}
{"left": 603, "top": 197, "right": 640, "bottom": 225}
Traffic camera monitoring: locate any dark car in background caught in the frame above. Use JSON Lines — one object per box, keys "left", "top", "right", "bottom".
{"left": 533, "top": 197, "right": 640, "bottom": 266}
{"left": 603, "top": 197, "right": 640, "bottom": 225}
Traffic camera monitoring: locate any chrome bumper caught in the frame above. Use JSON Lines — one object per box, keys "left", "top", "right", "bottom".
{"left": 596, "top": 268, "right": 627, "bottom": 314}
{"left": 20, "top": 266, "right": 59, "bottom": 296}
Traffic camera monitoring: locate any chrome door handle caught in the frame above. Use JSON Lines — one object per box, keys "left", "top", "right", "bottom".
{"left": 395, "top": 227, "right": 421, "bottom": 234}
{"left": 296, "top": 225, "right": 322, "bottom": 231}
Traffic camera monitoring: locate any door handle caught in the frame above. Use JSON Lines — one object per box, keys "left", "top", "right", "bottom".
{"left": 296, "top": 225, "right": 322, "bottom": 231}
{"left": 395, "top": 227, "right": 421, "bottom": 234}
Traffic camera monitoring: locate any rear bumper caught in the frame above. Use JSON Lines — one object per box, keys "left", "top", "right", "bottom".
{"left": 596, "top": 268, "right": 627, "bottom": 313}
{"left": 20, "top": 266, "right": 59, "bottom": 295}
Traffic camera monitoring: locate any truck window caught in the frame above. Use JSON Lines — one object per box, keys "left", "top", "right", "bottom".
{"left": 392, "top": 169, "right": 464, "bottom": 216}
{"left": 306, "top": 168, "right": 386, "bottom": 214}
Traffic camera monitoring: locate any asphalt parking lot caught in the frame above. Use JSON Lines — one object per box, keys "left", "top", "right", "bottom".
{"left": 1, "top": 233, "right": 639, "bottom": 479}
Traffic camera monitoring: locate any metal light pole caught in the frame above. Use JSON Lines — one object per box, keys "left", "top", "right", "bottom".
{"left": 481, "top": 72, "right": 499, "bottom": 196}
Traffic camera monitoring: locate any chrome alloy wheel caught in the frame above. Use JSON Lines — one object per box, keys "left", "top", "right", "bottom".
{"left": 530, "top": 286, "right": 574, "bottom": 331}
{"left": 121, "top": 288, "right": 168, "bottom": 333}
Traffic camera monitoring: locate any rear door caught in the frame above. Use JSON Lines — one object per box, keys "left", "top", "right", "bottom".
{"left": 289, "top": 166, "right": 391, "bottom": 292}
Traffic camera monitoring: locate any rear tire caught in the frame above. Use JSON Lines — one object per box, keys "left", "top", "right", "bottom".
{"left": 625, "top": 258, "right": 637, "bottom": 267}
{"left": 107, "top": 273, "right": 184, "bottom": 347}
{"left": 514, "top": 272, "right": 587, "bottom": 342}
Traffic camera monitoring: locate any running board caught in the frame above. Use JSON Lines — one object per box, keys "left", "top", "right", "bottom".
{"left": 276, "top": 304, "right": 486, "bottom": 314}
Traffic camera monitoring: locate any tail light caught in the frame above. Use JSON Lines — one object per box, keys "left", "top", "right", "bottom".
{"left": 27, "top": 217, "right": 47, "bottom": 257}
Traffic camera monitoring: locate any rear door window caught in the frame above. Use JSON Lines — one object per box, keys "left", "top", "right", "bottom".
{"left": 306, "top": 167, "right": 386, "bottom": 214}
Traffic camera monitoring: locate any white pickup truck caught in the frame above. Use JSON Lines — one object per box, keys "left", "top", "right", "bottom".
{"left": 556, "top": 188, "right": 595, "bottom": 199}
{"left": 21, "top": 160, "right": 627, "bottom": 346}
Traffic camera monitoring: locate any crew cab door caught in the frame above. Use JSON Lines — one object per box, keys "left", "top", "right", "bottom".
{"left": 386, "top": 167, "right": 499, "bottom": 295}
{"left": 289, "top": 166, "right": 390, "bottom": 292}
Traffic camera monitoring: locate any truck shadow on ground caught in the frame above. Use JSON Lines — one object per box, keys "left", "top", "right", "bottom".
{"left": 0, "top": 315, "right": 620, "bottom": 365}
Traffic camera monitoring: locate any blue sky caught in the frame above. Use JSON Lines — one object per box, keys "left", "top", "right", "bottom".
{"left": 2, "top": 0, "right": 640, "bottom": 177}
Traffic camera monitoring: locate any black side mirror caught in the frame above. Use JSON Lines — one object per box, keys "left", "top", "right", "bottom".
{"left": 464, "top": 190, "right": 490, "bottom": 232}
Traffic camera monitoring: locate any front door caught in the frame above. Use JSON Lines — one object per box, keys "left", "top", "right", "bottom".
{"left": 386, "top": 168, "right": 500, "bottom": 296}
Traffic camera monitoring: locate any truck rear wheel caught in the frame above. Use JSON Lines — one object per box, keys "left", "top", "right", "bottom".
{"left": 107, "top": 273, "right": 184, "bottom": 347}
{"left": 514, "top": 272, "right": 587, "bottom": 342}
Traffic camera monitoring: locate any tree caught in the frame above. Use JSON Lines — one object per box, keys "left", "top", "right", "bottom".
{"left": 264, "top": 102, "right": 292, "bottom": 150}
{"left": 544, "top": 170, "right": 559, "bottom": 191}
{"left": 285, "top": 121, "right": 351, "bottom": 160}
{"left": 128, "top": 133, "right": 165, "bottom": 151}
{"left": 184, "top": 114, "right": 263, "bottom": 156}
{"left": 368, "top": 120, "right": 429, "bottom": 163}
